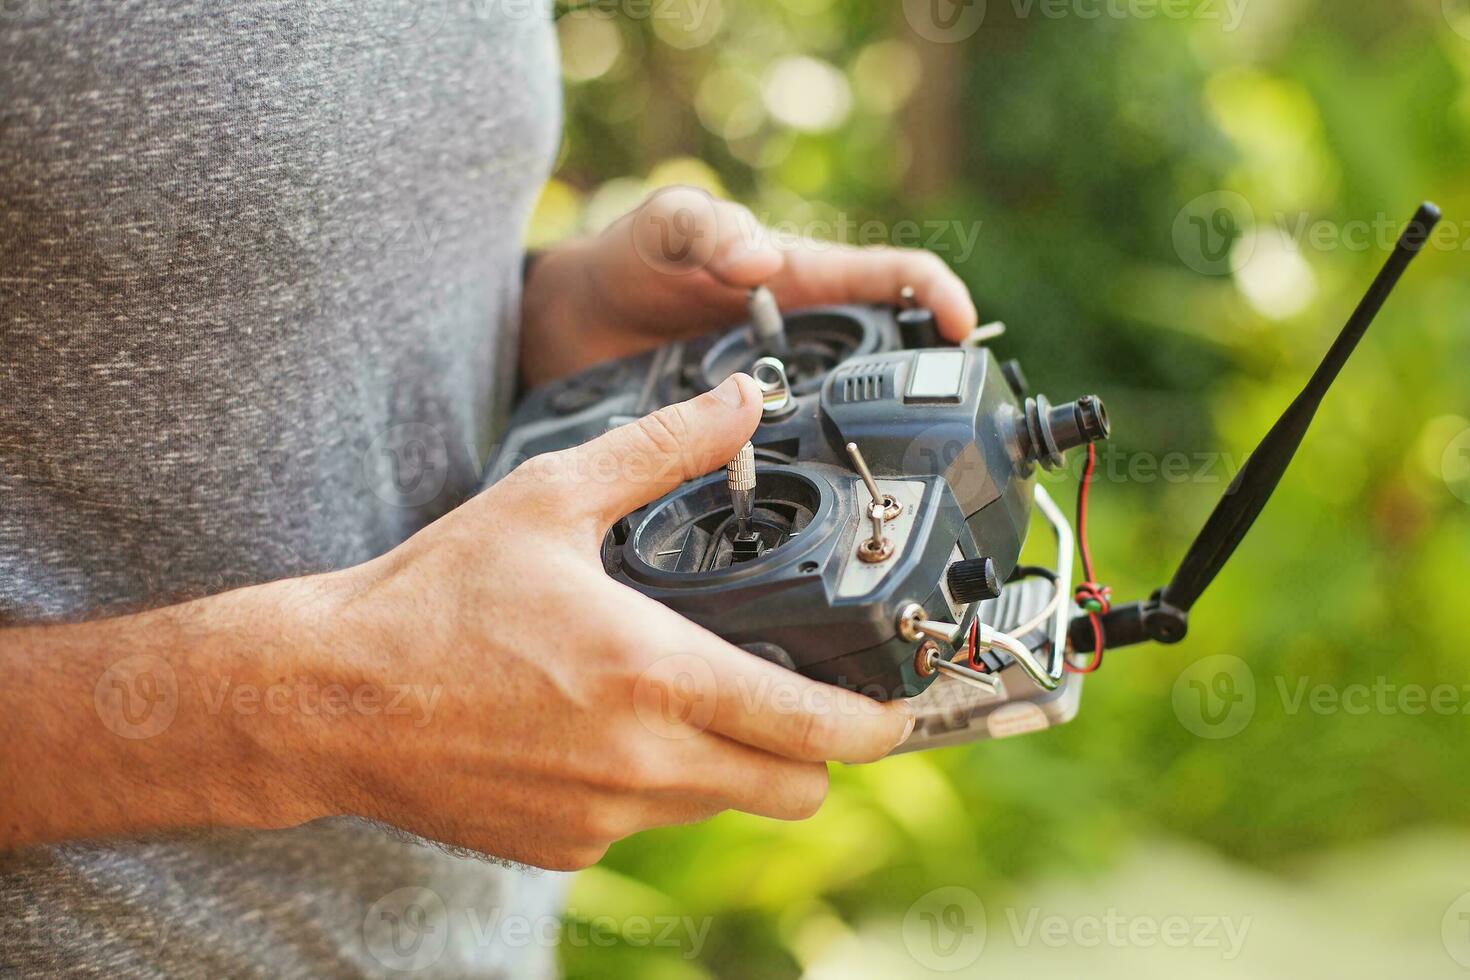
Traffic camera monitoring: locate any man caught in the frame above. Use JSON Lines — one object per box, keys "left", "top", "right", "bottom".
{"left": 0, "top": 3, "right": 978, "bottom": 976}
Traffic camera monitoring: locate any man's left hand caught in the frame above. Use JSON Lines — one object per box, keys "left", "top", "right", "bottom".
{"left": 519, "top": 186, "right": 980, "bottom": 387}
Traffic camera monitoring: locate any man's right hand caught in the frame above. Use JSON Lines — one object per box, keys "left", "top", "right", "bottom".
{"left": 279, "top": 372, "right": 914, "bottom": 870}
{"left": 2, "top": 373, "right": 914, "bottom": 859}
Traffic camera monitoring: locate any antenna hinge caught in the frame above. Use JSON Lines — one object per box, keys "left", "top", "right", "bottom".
{"left": 1068, "top": 591, "right": 1190, "bottom": 653}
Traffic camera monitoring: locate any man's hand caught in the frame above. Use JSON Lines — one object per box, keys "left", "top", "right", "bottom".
{"left": 329, "top": 372, "right": 912, "bottom": 869}
{"left": 1, "top": 374, "right": 914, "bottom": 868}
{"left": 520, "top": 186, "right": 980, "bottom": 387}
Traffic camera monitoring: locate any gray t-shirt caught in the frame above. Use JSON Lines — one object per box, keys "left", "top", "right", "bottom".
{"left": 1, "top": 2, "right": 567, "bottom": 975}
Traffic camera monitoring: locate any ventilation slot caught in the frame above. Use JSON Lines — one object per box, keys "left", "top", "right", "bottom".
{"left": 838, "top": 364, "right": 891, "bottom": 403}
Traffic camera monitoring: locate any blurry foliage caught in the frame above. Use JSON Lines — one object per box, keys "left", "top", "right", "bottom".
{"left": 530, "top": 0, "right": 1470, "bottom": 976}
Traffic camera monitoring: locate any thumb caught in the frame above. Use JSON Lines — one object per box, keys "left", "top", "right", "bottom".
{"left": 565, "top": 373, "right": 762, "bottom": 529}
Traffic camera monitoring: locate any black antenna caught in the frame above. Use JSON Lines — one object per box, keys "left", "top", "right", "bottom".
{"left": 1071, "top": 202, "right": 1442, "bottom": 652}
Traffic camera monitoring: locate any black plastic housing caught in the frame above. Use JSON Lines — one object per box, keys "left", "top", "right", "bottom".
{"left": 485, "top": 305, "right": 1069, "bottom": 700}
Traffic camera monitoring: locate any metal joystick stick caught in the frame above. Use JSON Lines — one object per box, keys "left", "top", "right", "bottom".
{"left": 726, "top": 441, "right": 762, "bottom": 564}
{"left": 748, "top": 285, "right": 788, "bottom": 356}
{"left": 727, "top": 441, "right": 755, "bottom": 535}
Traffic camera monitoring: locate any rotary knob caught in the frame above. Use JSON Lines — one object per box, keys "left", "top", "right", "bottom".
{"left": 947, "top": 557, "right": 1001, "bottom": 604}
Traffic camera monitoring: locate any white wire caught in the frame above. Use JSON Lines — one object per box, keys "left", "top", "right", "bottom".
{"left": 1009, "top": 574, "right": 1063, "bottom": 640}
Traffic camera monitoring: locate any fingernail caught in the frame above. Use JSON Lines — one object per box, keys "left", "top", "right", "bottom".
{"left": 895, "top": 710, "right": 916, "bottom": 748}
{"left": 711, "top": 375, "right": 746, "bottom": 408}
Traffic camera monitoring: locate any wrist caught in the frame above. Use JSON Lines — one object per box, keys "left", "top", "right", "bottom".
{"left": 518, "top": 238, "right": 609, "bottom": 388}
{"left": 207, "top": 569, "right": 378, "bottom": 829}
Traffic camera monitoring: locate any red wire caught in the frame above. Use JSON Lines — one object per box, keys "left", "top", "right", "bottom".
{"left": 967, "top": 443, "right": 1111, "bottom": 674}
{"left": 1077, "top": 442, "right": 1098, "bottom": 583}
{"left": 1067, "top": 443, "right": 1109, "bottom": 675}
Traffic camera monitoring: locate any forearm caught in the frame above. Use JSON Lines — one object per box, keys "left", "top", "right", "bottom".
{"left": 0, "top": 573, "right": 351, "bottom": 850}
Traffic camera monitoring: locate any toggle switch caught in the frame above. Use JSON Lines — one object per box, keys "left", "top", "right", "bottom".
{"left": 748, "top": 285, "right": 788, "bottom": 356}
{"left": 846, "top": 441, "right": 900, "bottom": 563}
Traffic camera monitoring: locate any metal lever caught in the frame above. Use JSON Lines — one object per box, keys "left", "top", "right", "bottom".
{"left": 924, "top": 647, "right": 1002, "bottom": 695}
{"left": 845, "top": 442, "right": 901, "bottom": 521}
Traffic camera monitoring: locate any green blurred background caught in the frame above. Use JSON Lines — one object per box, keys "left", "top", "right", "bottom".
{"left": 530, "top": 1, "right": 1470, "bottom": 975}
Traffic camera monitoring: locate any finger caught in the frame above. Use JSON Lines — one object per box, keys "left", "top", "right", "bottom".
{"left": 661, "top": 734, "right": 834, "bottom": 822}
{"left": 767, "top": 242, "right": 978, "bottom": 342}
{"left": 640, "top": 736, "right": 831, "bottom": 822}
{"left": 705, "top": 201, "right": 785, "bottom": 287}
{"left": 617, "top": 185, "right": 783, "bottom": 288}
{"left": 603, "top": 584, "right": 916, "bottom": 765}
{"left": 528, "top": 372, "right": 762, "bottom": 534}
{"left": 555, "top": 737, "right": 828, "bottom": 825}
